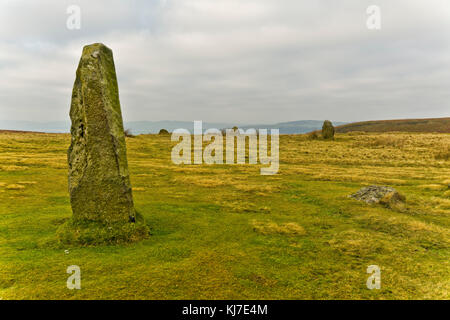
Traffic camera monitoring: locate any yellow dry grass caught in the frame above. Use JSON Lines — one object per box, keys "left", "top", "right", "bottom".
{"left": 252, "top": 220, "right": 306, "bottom": 236}
{"left": 0, "top": 131, "right": 448, "bottom": 299}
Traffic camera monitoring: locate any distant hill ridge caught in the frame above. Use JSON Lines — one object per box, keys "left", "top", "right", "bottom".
{"left": 335, "top": 117, "right": 450, "bottom": 133}
{"left": 1, "top": 117, "right": 449, "bottom": 134}
{"left": 0, "top": 120, "right": 347, "bottom": 135}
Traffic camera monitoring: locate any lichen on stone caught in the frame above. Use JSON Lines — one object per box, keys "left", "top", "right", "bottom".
{"left": 350, "top": 185, "right": 406, "bottom": 209}
{"left": 68, "top": 43, "right": 136, "bottom": 224}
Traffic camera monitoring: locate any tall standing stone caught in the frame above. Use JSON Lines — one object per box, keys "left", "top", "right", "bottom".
{"left": 68, "top": 43, "right": 135, "bottom": 223}
{"left": 322, "top": 120, "right": 335, "bottom": 139}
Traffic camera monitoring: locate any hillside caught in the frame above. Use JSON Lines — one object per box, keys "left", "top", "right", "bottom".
{"left": 3, "top": 117, "right": 449, "bottom": 135}
{"left": 335, "top": 117, "right": 450, "bottom": 133}
{"left": 241, "top": 120, "right": 347, "bottom": 134}
{"left": 0, "top": 120, "right": 347, "bottom": 135}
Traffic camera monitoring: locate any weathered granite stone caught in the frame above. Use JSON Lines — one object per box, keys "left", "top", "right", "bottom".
{"left": 68, "top": 43, "right": 135, "bottom": 223}
{"left": 322, "top": 120, "right": 335, "bottom": 139}
{"left": 350, "top": 185, "right": 405, "bottom": 206}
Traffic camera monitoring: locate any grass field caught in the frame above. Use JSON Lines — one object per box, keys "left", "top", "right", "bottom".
{"left": 0, "top": 131, "right": 449, "bottom": 299}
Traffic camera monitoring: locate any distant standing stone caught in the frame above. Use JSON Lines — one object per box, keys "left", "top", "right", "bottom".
{"left": 322, "top": 120, "right": 335, "bottom": 139}
{"left": 68, "top": 43, "right": 135, "bottom": 223}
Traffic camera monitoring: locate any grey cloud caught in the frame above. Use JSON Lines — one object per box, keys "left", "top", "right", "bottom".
{"left": 0, "top": 0, "right": 449, "bottom": 124}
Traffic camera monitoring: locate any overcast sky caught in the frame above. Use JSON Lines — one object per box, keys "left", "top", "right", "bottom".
{"left": 0, "top": 0, "right": 449, "bottom": 124}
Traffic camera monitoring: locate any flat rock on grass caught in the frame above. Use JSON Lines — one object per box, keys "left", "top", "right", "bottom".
{"left": 350, "top": 185, "right": 405, "bottom": 207}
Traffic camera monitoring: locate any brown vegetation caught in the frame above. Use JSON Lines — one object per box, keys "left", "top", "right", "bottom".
{"left": 335, "top": 117, "right": 450, "bottom": 133}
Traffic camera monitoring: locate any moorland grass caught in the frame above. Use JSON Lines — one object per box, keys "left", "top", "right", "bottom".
{"left": 0, "top": 131, "right": 448, "bottom": 299}
{"left": 56, "top": 211, "right": 149, "bottom": 246}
